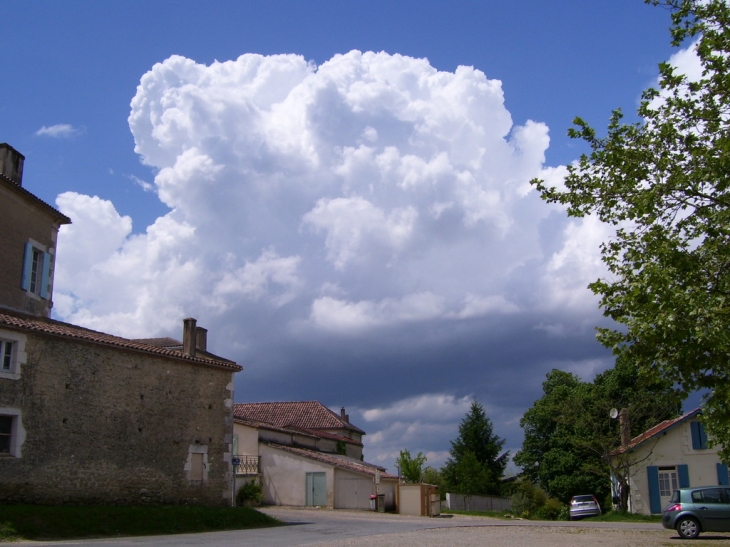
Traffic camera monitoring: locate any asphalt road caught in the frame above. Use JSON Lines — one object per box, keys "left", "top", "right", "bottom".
{"left": 21, "top": 507, "right": 730, "bottom": 547}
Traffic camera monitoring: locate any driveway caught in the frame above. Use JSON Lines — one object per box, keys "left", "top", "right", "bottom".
{"left": 22, "top": 506, "right": 730, "bottom": 547}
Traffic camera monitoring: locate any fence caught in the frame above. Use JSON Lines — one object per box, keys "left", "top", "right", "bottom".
{"left": 444, "top": 493, "right": 511, "bottom": 512}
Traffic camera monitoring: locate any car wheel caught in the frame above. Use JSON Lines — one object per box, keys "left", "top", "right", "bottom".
{"left": 676, "top": 517, "right": 700, "bottom": 539}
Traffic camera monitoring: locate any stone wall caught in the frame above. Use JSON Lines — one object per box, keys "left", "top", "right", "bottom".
{"left": 0, "top": 330, "right": 235, "bottom": 505}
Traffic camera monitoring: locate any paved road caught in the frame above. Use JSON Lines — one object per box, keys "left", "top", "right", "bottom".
{"left": 21, "top": 507, "right": 730, "bottom": 547}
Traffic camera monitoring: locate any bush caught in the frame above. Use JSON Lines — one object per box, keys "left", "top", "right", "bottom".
{"left": 237, "top": 480, "right": 263, "bottom": 506}
{"left": 534, "top": 498, "right": 563, "bottom": 520}
{"left": 509, "top": 479, "right": 565, "bottom": 520}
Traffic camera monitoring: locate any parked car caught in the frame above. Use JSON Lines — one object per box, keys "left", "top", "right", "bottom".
{"left": 569, "top": 495, "right": 601, "bottom": 520}
{"left": 663, "top": 486, "right": 730, "bottom": 539}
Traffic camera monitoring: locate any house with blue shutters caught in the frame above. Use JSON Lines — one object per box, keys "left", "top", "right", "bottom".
{"left": 614, "top": 408, "right": 726, "bottom": 515}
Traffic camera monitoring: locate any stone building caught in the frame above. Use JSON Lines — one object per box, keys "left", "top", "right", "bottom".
{"left": 0, "top": 144, "right": 242, "bottom": 505}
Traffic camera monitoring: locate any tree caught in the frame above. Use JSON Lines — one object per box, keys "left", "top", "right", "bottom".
{"left": 442, "top": 401, "right": 508, "bottom": 495}
{"left": 515, "top": 363, "right": 681, "bottom": 510}
{"left": 422, "top": 466, "right": 446, "bottom": 499}
{"left": 395, "top": 449, "right": 427, "bottom": 483}
{"left": 514, "top": 370, "right": 609, "bottom": 504}
{"left": 531, "top": 0, "right": 730, "bottom": 460}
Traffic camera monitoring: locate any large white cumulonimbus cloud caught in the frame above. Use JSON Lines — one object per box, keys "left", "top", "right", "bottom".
{"left": 56, "top": 51, "right": 601, "bottom": 339}
{"left": 52, "top": 51, "right": 610, "bottom": 468}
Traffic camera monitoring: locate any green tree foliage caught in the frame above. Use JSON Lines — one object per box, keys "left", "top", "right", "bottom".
{"left": 515, "top": 363, "right": 680, "bottom": 508}
{"left": 422, "top": 466, "right": 446, "bottom": 499}
{"left": 532, "top": 0, "right": 730, "bottom": 459}
{"left": 442, "top": 401, "right": 508, "bottom": 495}
{"left": 396, "top": 449, "right": 427, "bottom": 484}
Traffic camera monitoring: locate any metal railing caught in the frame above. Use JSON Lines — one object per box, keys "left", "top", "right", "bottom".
{"left": 233, "top": 455, "right": 260, "bottom": 475}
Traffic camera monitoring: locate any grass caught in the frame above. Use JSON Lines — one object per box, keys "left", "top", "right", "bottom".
{"left": 0, "top": 504, "right": 281, "bottom": 542}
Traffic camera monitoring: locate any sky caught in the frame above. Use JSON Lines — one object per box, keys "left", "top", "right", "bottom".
{"left": 2, "top": 1, "right": 695, "bottom": 474}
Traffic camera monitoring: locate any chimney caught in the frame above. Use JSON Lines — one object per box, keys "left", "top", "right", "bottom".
{"left": 195, "top": 327, "right": 207, "bottom": 352}
{"left": 0, "top": 143, "right": 25, "bottom": 186}
{"left": 341, "top": 407, "right": 349, "bottom": 424}
{"left": 619, "top": 408, "right": 630, "bottom": 449}
{"left": 183, "top": 318, "right": 197, "bottom": 357}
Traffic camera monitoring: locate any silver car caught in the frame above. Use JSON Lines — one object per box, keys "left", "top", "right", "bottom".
{"left": 569, "top": 495, "right": 601, "bottom": 520}
{"left": 663, "top": 486, "right": 730, "bottom": 539}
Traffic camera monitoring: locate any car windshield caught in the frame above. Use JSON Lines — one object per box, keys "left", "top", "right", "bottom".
{"left": 670, "top": 490, "right": 680, "bottom": 503}
{"left": 572, "top": 496, "right": 594, "bottom": 503}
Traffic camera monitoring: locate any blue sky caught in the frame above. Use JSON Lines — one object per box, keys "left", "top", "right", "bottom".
{"left": 2, "top": 1, "right": 686, "bottom": 472}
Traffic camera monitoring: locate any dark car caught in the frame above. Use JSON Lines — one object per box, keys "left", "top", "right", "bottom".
{"left": 662, "top": 486, "right": 730, "bottom": 539}
{"left": 569, "top": 495, "right": 601, "bottom": 520}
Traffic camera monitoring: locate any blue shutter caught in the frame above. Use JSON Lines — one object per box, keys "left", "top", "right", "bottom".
{"left": 648, "top": 466, "right": 662, "bottom": 514}
{"left": 40, "top": 252, "right": 51, "bottom": 299}
{"left": 21, "top": 242, "right": 33, "bottom": 291}
{"left": 678, "top": 464, "right": 690, "bottom": 488}
{"left": 717, "top": 463, "right": 729, "bottom": 486}
{"left": 691, "top": 422, "right": 702, "bottom": 449}
{"left": 699, "top": 423, "right": 708, "bottom": 449}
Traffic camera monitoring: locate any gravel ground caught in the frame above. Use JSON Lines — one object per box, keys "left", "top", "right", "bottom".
{"left": 307, "top": 525, "right": 730, "bottom": 547}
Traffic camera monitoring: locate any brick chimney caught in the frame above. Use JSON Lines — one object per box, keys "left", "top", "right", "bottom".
{"left": 0, "top": 143, "right": 25, "bottom": 186}
{"left": 183, "top": 318, "right": 197, "bottom": 357}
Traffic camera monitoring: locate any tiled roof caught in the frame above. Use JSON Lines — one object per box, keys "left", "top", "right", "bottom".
{"left": 0, "top": 172, "right": 71, "bottom": 225}
{"left": 0, "top": 310, "right": 241, "bottom": 372}
{"left": 233, "top": 401, "right": 366, "bottom": 435}
{"left": 131, "top": 337, "right": 182, "bottom": 348}
{"left": 612, "top": 408, "right": 702, "bottom": 455}
{"left": 269, "top": 443, "right": 397, "bottom": 480}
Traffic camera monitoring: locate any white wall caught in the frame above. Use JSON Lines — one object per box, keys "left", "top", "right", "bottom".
{"left": 259, "top": 444, "right": 334, "bottom": 507}
{"left": 233, "top": 423, "right": 259, "bottom": 456}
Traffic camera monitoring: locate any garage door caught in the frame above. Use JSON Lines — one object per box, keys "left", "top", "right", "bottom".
{"left": 335, "top": 477, "right": 373, "bottom": 510}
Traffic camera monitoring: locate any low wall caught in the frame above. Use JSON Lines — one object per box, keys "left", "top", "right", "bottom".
{"left": 445, "top": 493, "right": 511, "bottom": 512}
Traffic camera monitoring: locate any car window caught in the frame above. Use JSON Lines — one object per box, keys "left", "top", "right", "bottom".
{"left": 670, "top": 490, "right": 680, "bottom": 503}
{"left": 692, "top": 489, "right": 723, "bottom": 503}
{"left": 573, "top": 496, "right": 594, "bottom": 503}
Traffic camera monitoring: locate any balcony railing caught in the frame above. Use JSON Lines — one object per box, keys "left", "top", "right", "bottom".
{"left": 233, "top": 455, "right": 260, "bottom": 475}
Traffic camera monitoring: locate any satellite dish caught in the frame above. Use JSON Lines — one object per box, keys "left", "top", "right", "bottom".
{"left": 609, "top": 408, "right": 619, "bottom": 419}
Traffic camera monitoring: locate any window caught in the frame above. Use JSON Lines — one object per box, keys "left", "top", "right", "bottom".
{"left": 1, "top": 340, "right": 12, "bottom": 371}
{"left": 692, "top": 488, "right": 723, "bottom": 503}
{"left": 21, "top": 241, "right": 52, "bottom": 299}
{"left": 0, "top": 416, "right": 12, "bottom": 454}
{"left": 0, "top": 331, "right": 25, "bottom": 380}
{"left": 0, "top": 410, "right": 25, "bottom": 457}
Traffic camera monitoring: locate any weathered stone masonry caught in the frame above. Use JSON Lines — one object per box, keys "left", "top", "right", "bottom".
{"left": 0, "top": 321, "right": 238, "bottom": 506}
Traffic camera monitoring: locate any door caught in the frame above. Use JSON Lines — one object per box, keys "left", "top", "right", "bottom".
{"left": 658, "top": 468, "right": 679, "bottom": 509}
{"left": 306, "top": 472, "right": 327, "bottom": 506}
{"left": 690, "top": 487, "right": 728, "bottom": 531}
